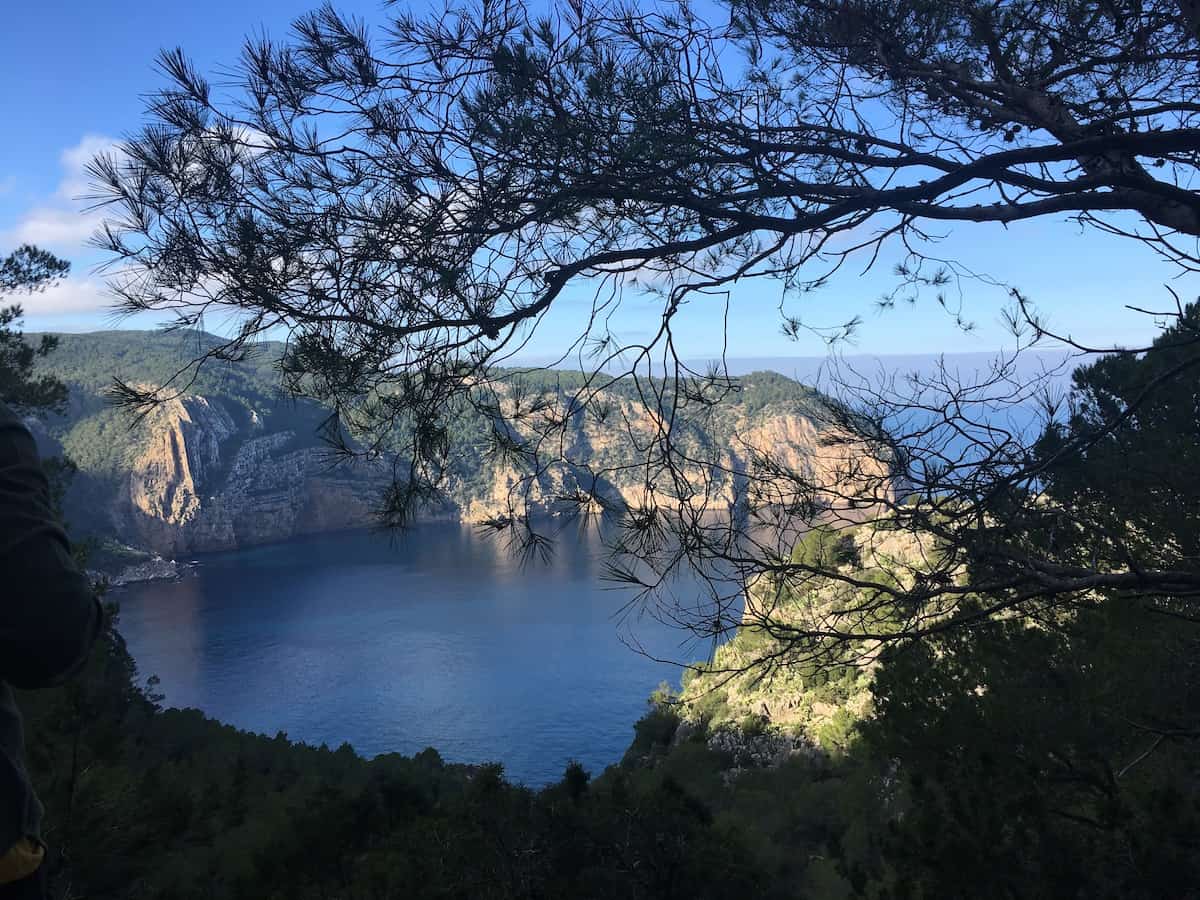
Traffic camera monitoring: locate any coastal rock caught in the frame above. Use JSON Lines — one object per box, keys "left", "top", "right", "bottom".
{"left": 706, "top": 724, "right": 820, "bottom": 770}
{"left": 42, "top": 334, "right": 888, "bottom": 555}
{"left": 90, "top": 555, "right": 180, "bottom": 586}
{"left": 119, "top": 395, "right": 388, "bottom": 555}
{"left": 102, "top": 385, "right": 878, "bottom": 556}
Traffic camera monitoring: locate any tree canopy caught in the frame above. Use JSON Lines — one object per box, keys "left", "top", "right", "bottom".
{"left": 0, "top": 245, "right": 70, "bottom": 413}
{"left": 88, "top": 0, "right": 1200, "bottom": 658}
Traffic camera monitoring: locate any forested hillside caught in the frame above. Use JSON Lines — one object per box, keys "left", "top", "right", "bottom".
{"left": 30, "top": 330, "right": 852, "bottom": 559}
{"left": 13, "top": 310, "right": 1197, "bottom": 900}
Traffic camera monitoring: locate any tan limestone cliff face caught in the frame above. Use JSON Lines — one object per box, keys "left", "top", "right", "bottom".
{"left": 122, "top": 384, "right": 891, "bottom": 554}
{"left": 127, "top": 396, "right": 236, "bottom": 537}
{"left": 124, "top": 395, "right": 384, "bottom": 555}
{"left": 734, "top": 415, "right": 893, "bottom": 512}
{"left": 459, "top": 391, "right": 890, "bottom": 523}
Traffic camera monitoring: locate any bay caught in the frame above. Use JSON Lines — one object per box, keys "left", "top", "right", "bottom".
{"left": 114, "top": 523, "right": 716, "bottom": 786}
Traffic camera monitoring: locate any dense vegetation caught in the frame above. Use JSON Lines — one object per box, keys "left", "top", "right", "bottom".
{"left": 30, "top": 331, "right": 314, "bottom": 468}
{"left": 5, "top": 311, "right": 1193, "bottom": 899}
{"left": 21, "top": 619, "right": 772, "bottom": 900}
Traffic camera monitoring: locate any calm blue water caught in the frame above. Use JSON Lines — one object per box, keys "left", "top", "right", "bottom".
{"left": 115, "top": 524, "right": 713, "bottom": 786}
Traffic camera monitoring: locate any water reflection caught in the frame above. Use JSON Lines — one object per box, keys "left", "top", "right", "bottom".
{"left": 114, "top": 523, "right": 718, "bottom": 784}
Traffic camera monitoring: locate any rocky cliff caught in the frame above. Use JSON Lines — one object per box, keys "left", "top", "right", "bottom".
{"left": 449, "top": 386, "right": 890, "bottom": 525}
{"left": 39, "top": 331, "right": 889, "bottom": 556}
{"left": 119, "top": 395, "right": 388, "bottom": 554}
{"left": 671, "top": 525, "right": 938, "bottom": 764}
{"left": 105, "top": 389, "right": 877, "bottom": 556}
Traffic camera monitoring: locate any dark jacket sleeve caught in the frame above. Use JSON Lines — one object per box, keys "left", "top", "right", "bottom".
{"left": 0, "top": 402, "right": 101, "bottom": 690}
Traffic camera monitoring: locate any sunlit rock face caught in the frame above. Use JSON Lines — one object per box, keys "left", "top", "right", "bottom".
{"left": 126, "top": 395, "right": 235, "bottom": 538}
{"left": 105, "top": 389, "right": 888, "bottom": 558}
{"left": 121, "top": 396, "right": 385, "bottom": 555}
{"left": 451, "top": 389, "right": 891, "bottom": 526}
{"left": 38, "top": 329, "right": 889, "bottom": 555}
{"left": 111, "top": 387, "right": 883, "bottom": 556}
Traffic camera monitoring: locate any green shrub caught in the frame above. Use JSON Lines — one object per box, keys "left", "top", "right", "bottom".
{"left": 792, "top": 525, "right": 860, "bottom": 569}
{"left": 625, "top": 705, "right": 681, "bottom": 760}
{"left": 817, "top": 709, "right": 857, "bottom": 755}
{"left": 738, "top": 713, "right": 769, "bottom": 737}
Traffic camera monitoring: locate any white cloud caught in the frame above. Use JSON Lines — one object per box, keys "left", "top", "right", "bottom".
{"left": 10, "top": 207, "right": 100, "bottom": 248}
{"left": 3, "top": 134, "right": 120, "bottom": 251}
{"left": 58, "top": 135, "right": 120, "bottom": 196}
{"left": 16, "top": 277, "right": 114, "bottom": 317}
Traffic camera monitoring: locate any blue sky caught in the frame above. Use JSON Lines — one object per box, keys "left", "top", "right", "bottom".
{"left": 1, "top": 0, "right": 1191, "bottom": 358}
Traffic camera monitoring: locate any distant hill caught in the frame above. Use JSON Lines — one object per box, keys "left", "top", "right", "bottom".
{"left": 509, "top": 347, "right": 1078, "bottom": 386}
{"left": 30, "top": 330, "right": 872, "bottom": 558}
{"left": 686, "top": 349, "right": 1077, "bottom": 383}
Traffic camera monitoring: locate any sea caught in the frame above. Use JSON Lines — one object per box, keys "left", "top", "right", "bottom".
{"left": 115, "top": 523, "right": 718, "bottom": 786}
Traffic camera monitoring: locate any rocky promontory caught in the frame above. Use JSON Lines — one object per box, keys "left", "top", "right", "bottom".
{"left": 38, "top": 330, "right": 889, "bottom": 556}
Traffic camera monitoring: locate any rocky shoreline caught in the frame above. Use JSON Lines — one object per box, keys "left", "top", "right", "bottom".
{"left": 90, "top": 555, "right": 181, "bottom": 587}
